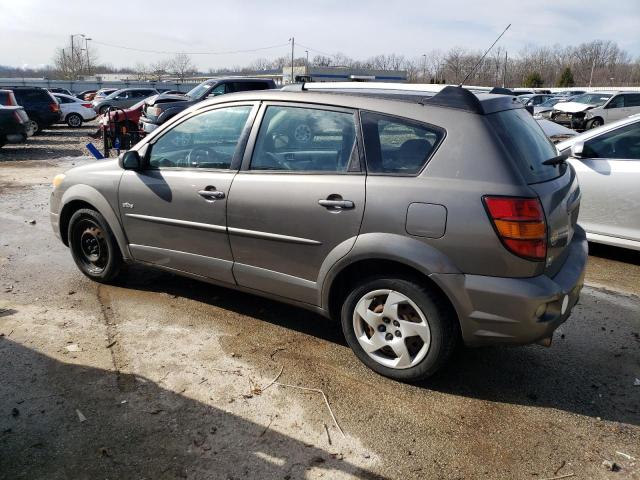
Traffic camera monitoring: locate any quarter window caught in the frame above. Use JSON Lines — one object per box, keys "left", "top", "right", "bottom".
{"left": 360, "top": 111, "right": 444, "bottom": 175}
{"left": 250, "top": 106, "right": 357, "bottom": 172}
{"left": 583, "top": 121, "right": 640, "bottom": 160}
{"left": 148, "top": 105, "right": 252, "bottom": 169}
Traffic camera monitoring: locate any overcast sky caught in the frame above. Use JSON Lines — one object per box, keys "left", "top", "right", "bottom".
{"left": 1, "top": 0, "right": 638, "bottom": 70}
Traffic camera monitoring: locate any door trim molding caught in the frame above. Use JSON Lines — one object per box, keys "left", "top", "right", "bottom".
{"left": 125, "top": 213, "right": 226, "bottom": 233}
{"left": 227, "top": 226, "right": 322, "bottom": 245}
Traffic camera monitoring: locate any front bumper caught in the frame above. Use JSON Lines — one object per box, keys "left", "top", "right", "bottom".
{"left": 139, "top": 117, "right": 159, "bottom": 134}
{"left": 432, "top": 226, "right": 588, "bottom": 346}
{"left": 551, "top": 112, "right": 587, "bottom": 130}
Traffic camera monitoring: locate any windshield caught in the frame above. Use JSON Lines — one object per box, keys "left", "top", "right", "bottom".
{"left": 539, "top": 97, "right": 561, "bottom": 107}
{"left": 185, "top": 82, "right": 212, "bottom": 100}
{"left": 130, "top": 99, "right": 147, "bottom": 110}
{"left": 488, "top": 108, "right": 561, "bottom": 184}
{"left": 571, "top": 93, "right": 612, "bottom": 106}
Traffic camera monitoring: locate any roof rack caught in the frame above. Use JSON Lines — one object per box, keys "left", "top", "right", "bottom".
{"left": 282, "top": 82, "right": 507, "bottom": 114}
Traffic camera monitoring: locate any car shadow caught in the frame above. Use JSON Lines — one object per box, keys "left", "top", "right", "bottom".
{"left": 588, "top": 241, "right": 640, "bottom": 266}
{"left": 119, "top": 265, "right": 639, "bottom": 427}
{"left": 0, "top": 338, "right": 386, "bottom": 479}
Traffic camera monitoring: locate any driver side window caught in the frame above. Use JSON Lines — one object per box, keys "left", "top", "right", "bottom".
{"left": 583, "top": 122, "right": 640, "bottom": 160}
{"left": 148, "top": 105, "right": 252, "bottom": 169}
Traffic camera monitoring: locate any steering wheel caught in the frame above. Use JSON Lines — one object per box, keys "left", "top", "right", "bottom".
{"left": 185, "top": 146, "right": 219, "bottom": 167}
{"left": 264, "top": 151, "right": 291, "bottom": 170}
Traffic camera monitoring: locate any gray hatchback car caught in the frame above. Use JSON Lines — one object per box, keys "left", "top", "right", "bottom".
{"left": 50, "top": 84, "right": 587, "bottom": 381}
{"left": 92, "top": 87, "right": 158, "bottom": 115}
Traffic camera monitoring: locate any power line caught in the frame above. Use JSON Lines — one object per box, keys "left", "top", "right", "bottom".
{"left": 89, "top": 39, "right": 290, "bottom": 56}
{"left": 296, "top": 42, "right": 335, "bottom": 58}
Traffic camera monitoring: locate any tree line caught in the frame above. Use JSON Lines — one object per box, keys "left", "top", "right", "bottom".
{"left": 1, "top": 39, "right": 638, "bottom": 87}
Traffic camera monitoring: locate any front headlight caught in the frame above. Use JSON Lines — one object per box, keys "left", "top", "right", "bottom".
{"left": 52, "top": 173, "right": 66, "bottom": 188}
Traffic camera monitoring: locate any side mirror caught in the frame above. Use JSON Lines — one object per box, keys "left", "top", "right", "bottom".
{"left": 570, "top": 142, "right": 584, "bottom": 159}
{"left": 120, "top": 150, "right": 141, "bottom": 170}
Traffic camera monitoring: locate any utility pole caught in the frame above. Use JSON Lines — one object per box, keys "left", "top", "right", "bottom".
{"left": 289, "top": 37, "right": 295, "bottom": 83}
{"left": 589, "top": 57, "right": 596, "bottom": 88}
{"left": 305, "top": 50, "right": 309, "bottom": 74}
{"left": 70, "top": 35, "right": 74, "bottom": 80}
{"left": 422, "top": 54, "right": 427, "bottom": 82}
{"left": 502, "top": 50, "right": 508, "bottom": 88}
{"left": 85, "top": 37, "right": 92, "bottom": 76}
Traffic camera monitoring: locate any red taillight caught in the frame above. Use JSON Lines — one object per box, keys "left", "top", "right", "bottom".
{"left": 81, "top": 103, "right": 92, "bottom": 108}
{"left": 50, "top": 102, "right": 59, "bottom": 112}
{"left": 483, "top": 196, "right": 547, "bottom": 261}
{"left": 13, "top": 111, "right": 21, "bottom": 122}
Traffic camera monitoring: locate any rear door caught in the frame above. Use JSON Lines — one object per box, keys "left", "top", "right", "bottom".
{"left": 568, "top": 120, "right": 640, "bottom": 242}
{"left": 227, "top": 102, "right": 365, "bottom": 304}
{"left": 119, "top": 102, "right": 257, "bottom": 283}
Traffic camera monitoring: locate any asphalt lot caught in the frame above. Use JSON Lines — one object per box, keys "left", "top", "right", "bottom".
{"left": 0, "top": 123, "right": 639, "bottom": 479}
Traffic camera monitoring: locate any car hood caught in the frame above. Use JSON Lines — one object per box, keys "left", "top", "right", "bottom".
{"left": 533, "top": 106, "right": 553, "bottom": 114}
{"left": 553, "top": 102, "right": 594, "bottom": 113}
{"left": 145, "top": 92, "right": 190, "bottom": 106}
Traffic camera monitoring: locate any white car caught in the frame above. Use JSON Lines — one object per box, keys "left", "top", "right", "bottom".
{"left": 557, "top": 115, "right": 640, "bottom": 250}
{"left": 53, "top": 93, "right": 97, "bottom": 127}
{"left": 551, "top": 92, "right": 640, "bottom": 130}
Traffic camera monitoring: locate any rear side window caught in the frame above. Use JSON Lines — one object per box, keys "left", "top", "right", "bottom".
{"left": 488, "top": 108, "right": 559, "bottom": 184}
{"left": 625, "top": 94, "right": 640, "bottom": 108}
{"left": 360, "top": 111, "right": 444, "bottom": 175}
{"left": 232, "top": 82, "right": 271, "bottom": 92}
{"left": 0, "top": 92, "right": 10, "bottom": 105}
{"left": 251, "top": 105, "right": 357, "bottom": 172}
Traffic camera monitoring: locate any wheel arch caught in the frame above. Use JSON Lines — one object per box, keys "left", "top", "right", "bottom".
{"left": 320, "top": 233, "right": 461, "bottom": 323}
{"left": 59, "top": 185, "right": 131, "bottom": 260}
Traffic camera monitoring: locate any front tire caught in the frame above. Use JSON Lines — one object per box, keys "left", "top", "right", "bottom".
{"left": 341, "top": 277, "right": 458, "bottom": 382}
{"left": 587, "top": 118, "right": 603, "bottom": 129}
{"left": 30, "top": 119, "right": 41, "bottom": 135}
{"left": 68, "top": 208, "right": 123, "bottom": 283}
{"left": 66, "top": 113, "right": 83, "bottom": 127}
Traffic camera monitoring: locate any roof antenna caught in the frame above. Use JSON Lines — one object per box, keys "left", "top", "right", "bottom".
{"left": 459, "top": 23, "right": 511, "bottom": 87}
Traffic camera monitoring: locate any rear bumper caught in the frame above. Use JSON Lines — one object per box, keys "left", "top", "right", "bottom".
{"left": 432, "top": 226, "right": 588, "bottom": 346}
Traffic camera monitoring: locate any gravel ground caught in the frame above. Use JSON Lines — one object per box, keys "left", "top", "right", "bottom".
{"left": 0, "top": 130, "right": 638, "bottom": 480}
{"left": 0, "top": 122, "right": 102, "bottom": 162}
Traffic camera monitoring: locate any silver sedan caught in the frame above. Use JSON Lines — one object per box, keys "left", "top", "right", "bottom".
{"left": 557, "top": 115, "right": 640, "bottom": 250}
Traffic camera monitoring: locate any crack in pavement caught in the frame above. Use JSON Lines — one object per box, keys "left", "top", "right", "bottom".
{"left": 97, "top": 284, "right": 136, "bottom": 392}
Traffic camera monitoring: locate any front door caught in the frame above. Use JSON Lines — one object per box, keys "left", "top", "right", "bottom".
{"left": 227, "top": 103, "right": 365, "bottom": 304}
{"left": 119, "top": 103, "right": 256, "bottom": 283}
{"left": 571, "top": 120, "right": 640, "bottom": 242}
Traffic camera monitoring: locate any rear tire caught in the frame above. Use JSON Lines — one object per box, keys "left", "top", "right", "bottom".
{"left": 30, "top": 119, "right": 41, "bottom": 135}
{"left": 341, "top": 276, "right": 458, "bottom": 382}
{"left": 66, "top": 113, "right": 83, "bottom": 128}
{"left": 99, "top": 105, "right": 110, "bottom": 115}
{"left": 68, "top": 208, "right": 123, "bottom": 283}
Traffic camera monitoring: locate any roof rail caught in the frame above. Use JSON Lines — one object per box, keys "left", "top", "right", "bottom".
{"left": 488, "top": 87, "right": 514, "bottom": 95}
{"left": 423, "top": 86, "right": 484, "bottom": 114}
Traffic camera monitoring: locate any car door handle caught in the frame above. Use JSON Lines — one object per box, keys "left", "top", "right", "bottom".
{"left": 318, "top": 199, "right": 354, "bottom": 209}
{"left": 198, "top": 189, "right": 225, "bottom": 200}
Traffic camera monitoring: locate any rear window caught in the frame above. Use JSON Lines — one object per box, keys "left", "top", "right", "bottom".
{"left": 361, "top": 111, "right": 444, "bottom": 175}
{"left": 488, "top": 108, "right": 560, "bottom": 184}
{"left": 13, "top": 89, "right": 52, "bottom": 104}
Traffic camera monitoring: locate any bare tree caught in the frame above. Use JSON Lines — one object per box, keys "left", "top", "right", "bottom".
{"left": 168, "top": 53, "right": 196, "bottom": 81}
{"left": 52, "top": 37, "right": 98, "bottom": 80}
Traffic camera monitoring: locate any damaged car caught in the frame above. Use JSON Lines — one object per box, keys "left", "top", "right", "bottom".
{"left": 551, "top": 91, "right": 640, "bottom": 130}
